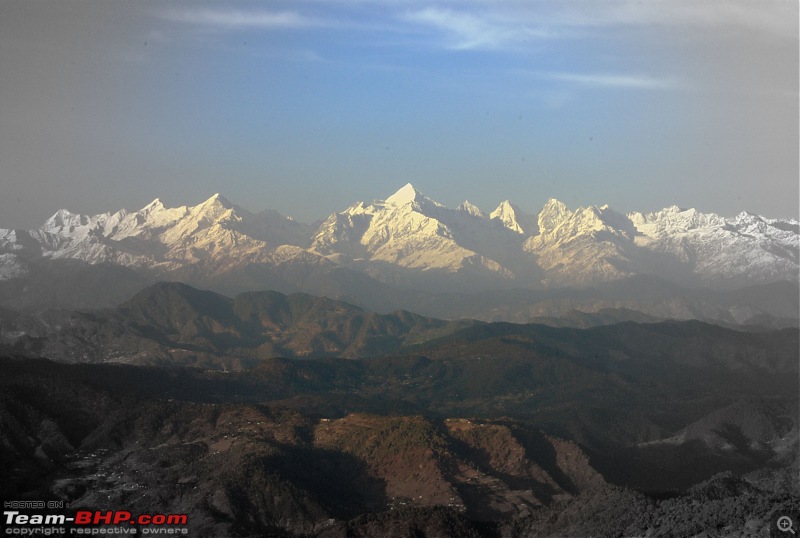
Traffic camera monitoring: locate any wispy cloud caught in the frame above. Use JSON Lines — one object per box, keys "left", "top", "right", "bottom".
{"left": 541, "top": 72, "right": 681, "bottom": 91}
{"left": 400, "top": 0, "right": 796, "bottom": 51}
{"left": 404, "top": 7, "right": 553, "bottom": 51}
{"left": 159, "top": 8, "right": 322, "bottom": 30}
{"left": 158, "top": 1, "right": 796, "bottom": 44}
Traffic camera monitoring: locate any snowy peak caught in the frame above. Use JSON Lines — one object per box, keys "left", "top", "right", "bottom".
{"left": 158, "top": 196, "right": 241, "bottom": 245}
{"left": 385, "top": 183, "right": 422, "bottom": 206}
{"left": 490, "top": 200, "right": 537, "bottom": 235}
{"left": 490, "top": 200, "right": 516, "bottom": 220}
{"left": 537, "top": 199, "right": 573, "bottom": 234}
{"left": 0, "top": 193, "right": 319, "bottom": 277}
{"left": 42, "top": 209, "right": 93, "bottom": 234}
{"left": 197, "top": 193, "right": 234, "bottom": 210}
{"left": 142, "top": 198, "right": 166, "bottom": 213}
{"left": 626, "top": 205, "right": 799, "bottom": 285}
{"left": 489, "top": 200, "right": 525, "bottom": 229}
{"left": 43, "top": 209, "right": 74, "bottom": 229}
{"left": 628, "top": 206, "right": 727, "bottom": 236}
{"left": 309, "top": 184, "right": 522, "bottom": 280}
{"left": 189, "top": 193, "right": 239, "bottom": 224}
{"left": 132, "top": 193, "right": 235, "bottom": 230}
{"left": 458, "top": 201, "right": 485, "bottom": 218}
{"left": 737, "top": 211, "right": 793, "bottom": 238}
{"left": 585, "top": 205, "right": 637, "bottom": 238}
{"left": 37, "top": 208, "right": 122, "bottom": 248}
{"left": 534, "top": 199, "right": 636, "bottom": 241}
{"left": 384, "top": 183, "right": 441, "bottom": 210}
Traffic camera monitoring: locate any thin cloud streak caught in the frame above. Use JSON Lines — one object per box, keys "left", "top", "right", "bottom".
{"left": 542, "top": 71, "right": 682, "bottom": 90}
{"left": 401, "top": 0, "right": 795, "bottom": 51}
{"left": 412, "top": 0, "right": 797, "bottom": 35}
{"left": 405, "top": 7, "right": 553, "bottom": 50}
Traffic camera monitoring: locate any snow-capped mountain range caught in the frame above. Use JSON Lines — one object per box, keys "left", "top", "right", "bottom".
{"left": 1, "top": 184, "right": 797, "bottom": 294}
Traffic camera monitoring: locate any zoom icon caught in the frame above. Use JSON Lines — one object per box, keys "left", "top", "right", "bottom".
{"left": 777, "top": 515, "right": 796, "bottom": 535}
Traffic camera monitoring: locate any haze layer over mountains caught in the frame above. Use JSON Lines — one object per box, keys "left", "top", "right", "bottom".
{"left": 0, "top": 184, "right": 797, "bottom": 326}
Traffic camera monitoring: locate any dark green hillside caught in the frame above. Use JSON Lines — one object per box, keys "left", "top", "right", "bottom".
{"left": 2, "top": 282, "right": 478, "bottom": 363}
{"left": 4, "top": 282, "right": 795, "bottom": 372}
{"left": 122, "top": 281, "right": 237, "bottom": 333}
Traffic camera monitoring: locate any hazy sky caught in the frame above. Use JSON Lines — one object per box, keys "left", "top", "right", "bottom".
{"left": 1, "top": 0, "right": 797, "bottom": 228}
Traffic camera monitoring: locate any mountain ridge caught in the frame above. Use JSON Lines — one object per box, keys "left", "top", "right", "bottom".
{"left": 2, "top": 281, "right": 797, "bottom": 374}
{"left": 0, "top": 185, "right": 797, "bottom": 322}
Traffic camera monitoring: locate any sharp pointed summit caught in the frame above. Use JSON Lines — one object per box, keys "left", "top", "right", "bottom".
{"left": 538, "top": 198, "right": 572, "bottom": 233}
{"left": 490, "top": 200, "right": 537, "bottom": 235}
{"left": 386, "top": 183, "right": 426, "bottom": 206}
{"left": 197, "top": 193, "right": 234, "bottom": 210}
